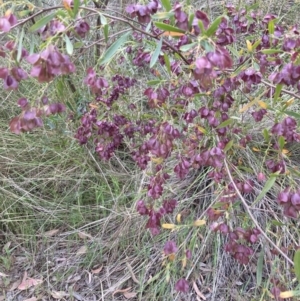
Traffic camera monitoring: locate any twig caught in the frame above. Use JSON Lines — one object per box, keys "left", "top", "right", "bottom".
{"left": 6, "top": 5, "right": 190, "bottom": 65}
{"left": 261, "top": 79, "right": 300, "bottom": 100}
{"left": 223, "top": 159, "right": 294, "bottom": 266}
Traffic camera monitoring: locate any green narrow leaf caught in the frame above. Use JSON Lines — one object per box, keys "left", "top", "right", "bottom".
{"left": 154, "top": 22, "right": 185, "bottom": 33}
{"left": 284, "top": 110, "right": 300, "bottom": 120}
{"left": 274, "top": 84, "right": 283, "bottom": 101}
{"left": 261, "top": 49, "right": 283, "bottom": 55}
{"left": 224, "top": 140, "right": 234, "bottom": 152}
{"left": 180, "top": 42, "right": 197, "bottom": 52}
{"left": 103, "top": 24, "right": 109, "bottom": 43}
{"left": 254, "top": 175, "right": 277, "bottom": 204}
{"left": 262, "top": 128, "right": 270, "bottom": 142}
{"left": 147, "top": 80, "right": 162, "bottom": 85}
{"left": 73, "top": 0, "right": 80, "bottom": 18}
{"left": 150, "top": 38, "right": 163, "bottom": 68}
{"left": 206, "top": 16, "right": 223, "bottom": 37}
{"left": 29, "top": 12, "right": 57, "bottom": 32}
{"left": 163, "top": 53, "right": 171, "bottom": 74}
{"left": 99, "top": 31, "right": 131, "bottom": 65}
{"left": 17, "top": 28, "right": 25, "bottom": 62}
{"left": 216, "top": 118, "right": 233, "bottom": 129}
{"left": 294, "top": 250, "right": 300, "bottom": 283}
{"left": 198, "top": 20, "right": 206, "bottom": 35}
{"left": 160, "top": 0, "right": 172, "bottom": 11}
{"left": 257, "top": 250, "right": 264, "bottom": 286}
{"left": 152, "top": 12, "right": 174, "bottom": 19}
{"left": 268, "top": 19, "right": 276, "bottom": 35}
{"left": 278, "top": 136, "right": 285, "bottom": 151}
{"left": 252, "top": 39, "right": 261, "bottom": 50}
{"left": 200, "top": 40, "right": 215, "bottom": 52}
{"left": 99, "top": 13, "right": 107, "bottom": 25}
{"left": 65, "top": 35, "right": 73, "bottom": 55}
{"left": 188, "top": 13, "right": 194, "bottom": 30}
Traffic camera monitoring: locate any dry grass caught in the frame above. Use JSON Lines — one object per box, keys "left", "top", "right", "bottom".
{"left": 1, "top": 0, "right": 300, "bottom": 300}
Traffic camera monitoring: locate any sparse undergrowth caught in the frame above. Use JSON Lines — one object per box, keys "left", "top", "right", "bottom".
{"left": 1, "top": 0, "right": 300, "bottom": 300}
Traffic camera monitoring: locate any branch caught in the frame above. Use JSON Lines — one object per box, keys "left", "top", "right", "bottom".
{"left": 7, "top": 5, "right": 190, "bottom": 65}
{"left": 223, "top": 159, "right": 294, "bottom": 266}
{"left": 261, "top": 79, "right": 300, "bottom": 100}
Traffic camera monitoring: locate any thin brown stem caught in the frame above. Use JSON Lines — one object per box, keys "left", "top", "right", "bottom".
{"left": 7, "top": 5, "right": 190, "bottom": 65}
{"left": 223, "top": 159, "right": 294, "bottom": 266}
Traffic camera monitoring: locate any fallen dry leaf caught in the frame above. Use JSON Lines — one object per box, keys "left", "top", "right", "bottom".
{"left": 76, "top": 245, "right": 87, "bottom": 256}
{"left": 44, "top": 229, "right": 59, "bottom": 237}
{"left": 193, "top": 281, "right": 206, "bottom": 300}
{"left": 24, "top": 297, "right": 37, "bottom": 301}
{"left": 18, "top": 272, "right": 43, "bottom": 291}
{"left": 8, "top": 279, "right": 21, "bottom": 291}
{"left": 91, "top": 266, "right": 103, "bottom": 274}
{"left": 66, "top": 274, "right": 81, "bottom": 284}
{"left": 78, "top": 231, "right": 93, "bottom": 240}
{"left": 51, "top": 290, "right": 69, "bottom": 299}
{"left": 124, "top": 291, "right": 137, "bottom": 299}
{"left": 112, "top": 287, "right": 132, "bottom": 296}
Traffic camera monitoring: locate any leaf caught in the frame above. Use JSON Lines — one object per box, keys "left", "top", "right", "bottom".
{"left": 253, "top": 175, "right": 277, "bottom": 204}
{"left": 262, "top": 128, "right": 270, "bottom": 142}
{"left": 112, "top": 287, "right": 132, "bottom": 296}
{"left": 91, "top": 266, "right": 103, "bottom": 274}
{"left": 65, "top": 35, "right": 73, "bottom": 55}
{"left": 256, "top": 250, "right": 264, "bottom": 286}
{"left": 147, "top": 80, "right": 161, "bottom": 85}
{"left": 164, "top": 53, "right": 171, "bottom": 74}
{"left": 29, "top": 12, "right": 57, "bottom": 32}
{"left": 51, "top": 291, "right": 69, "bottom": 299}
{"left": 285, "top": 110, "right": 300, "bottom": 120}
{"left": 261, "top": 49, "right": 283, "bottom": 54}
{"left": 252, "top": 39, "right": 261, "bottom": 50}
{"left": 17, "top": 28, "right": 25, "bottom": 62}
{"left": 161, "top": 31, "right": 184, "bottom": 37}
{"left": 103, "top": 24, "right": 109, "bottom": 43}
{"left": 268, "top": 19, "right": 276, "bottom": 35}
{"left": 279, "top": 290, "right": 300, "bottom": 298}
{"left": 152, "top": 12, "right": 174, "bottom": 19}
{"left": 193, "top": 219, "right": 206, "bottom": 226}
{"left": 76, "top": 245, "right": 87, "bottom": 256}
{"left": 72, "top": 0, "right": 80, "bottom": 18}
{"left": 162, "top": 223, "right": 176, "bottom": 229}
{"left": 198, "top": 20, "right": 205, "bottom": 35}
{"left": 18, "top": 272, "right": 43, "bottom": 290}
{"left": 278, "top": 136, "right": 285, "bottom": 151}
{"left": 99, "top": 31, "right": 131, "bottom": 65}
{"left": 176, "top": 214, "right": 181, "bottom": 223}
{"left": 246, "top": 40, "right": 252, "bottom": 52}
{"left": 206, "top": 16, "right": 223, "bottom": 37}
{"left": 150, "top": 38, "right": 163, "bottom": 68}
{"left": 240, "top": 98, "right": 257, "bottom": 113}
{"left": 224, "top": 140, "right": 234, "bottom": 152}
{"left": 257, "top": 100, "right": 268, "bottom": 109}
{"left": 78, "top": 231, "right": 93, "bottom": 240}
{"left": 180, "top": 42, "right": 197, "bottom": 52}
{"left": 160, "top": 0, "right": 172, "bottom": 11}
{"left": 192, "top": 281, "right": 206, "bottom": 300}
{"left": 274, "top": 84, "right": 283, "bottom": 101}
{"left": 216, "top": 118, "right": 233, "bottom": 129}
{"left": 44, "top": 229, "right": 59, "bottom": 237}
{"left": 123, "top": 292, "right": 137, "bottom": 299}
{"left": 154, "top": 22, "right": 185, "bottom": 34}
{"left": 99, "top": 13, "right": 107, "bottom": 25}
{"left": 294, "top": 249, "right": 300, "bottom": 283}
